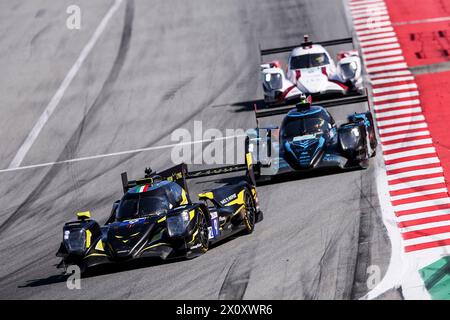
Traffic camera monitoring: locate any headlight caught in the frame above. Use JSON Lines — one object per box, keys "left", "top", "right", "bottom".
{"left": 341, "top": 61, "right": 357, "bottom": 80}
{"left": 167, "top": 211, "right": 190, "bottom": 237}
{"left": 340, "top": 127, "right": 362, "bottom": 151}
{"left": 64, "top": 228, "right": 86, "bottom": 254}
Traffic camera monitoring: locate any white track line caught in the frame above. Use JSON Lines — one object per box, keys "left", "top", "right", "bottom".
{"left": 393, "top": 198, "right": 450, "bottom": 212}
{"left": 380, "top": 130, "right": 430, "bottom": 142}
{"left": 385, "top": 157, "right": 441, "bottom": 171}
{"left": 397, "top": 209, "right": 450, "bottom": 223}
{"left": 354, "top": 16, "right": 390, "bottom": 26}
{"left": 404, "top": 232, "right": 450, "bottom": 247}
{"left": 7, "top": 0, "right": 124, "bottom": 169}
{"left": 373, "top": 90, "right": 419, "bottom": 102}
{"left": 379, "top": 122, "right": 428, "bottom": 135}
{"left": 370, "top": 70, "right": 412, "bottom": 79}
{"left": 384, "top": 147, "right": 436, "bottom": 161}
{"left": 0, "top": 135, "right": 244, "bottom": 174}
{"left": 355, "top": 21, "right": 392, "bottom": 31}
{"left": 376, "top": 107, "right": 422, "bottom": 117}
{"left": 367, "top": 62, "right": 407, "bottom": 73}
{"left": 351, "top": 4, "right": 386, "bottom": 14}
{"left": 371, "top": 76, "right": 415, "bottom": 85}
{"left": 350, "top": 0, "right": 385, "bottom": 6}
{"left": 382, "top": 138, "right": 433, "bottom": 151}
{"left": 352, "top": 10, "right": 389, "bottom": 19}
{"left": 374, "top": 99, "right": 420, "bottom": 110}
{"left": 387, "top": 167, "right": 443, "bottom": 181}
{"left": 350, "top": 0, "right": 384, "bottom": 5}
{"left": 357, "top": 26, "right": 394, "bottom": 36}
{"left": 391, "top": 188, "right": 448, "bottom": 201}
{"left": 351, "top": 0, "right": 450, "bottom": 300}
{"left": 366, "top": 56, "right": 404, "bottom": 66}
{"left": 360, "top": 37, "right": 398, "bottom": 46}
{"left": 393, "top": 16, "right": 450, "bottom": 26}
{"left": 365, "top": 49, "right": 403, "bottom": 60}
{"left": 350, "top": 2, "right": 386, "bottom": 10}
{"left": 389, "top": 177, "right": 445, "bottom": 191}
{"left": 359, "top": 32, "right": 396, "bottom": 41}
{"left": 401, "top": 220, "right": 450, "bottom": 233}
{"left": 362, "top": 43, "right": 401, "bottom": 53}
{"left": 377, "top": 115, "right": 425, "bottom": 127}
{"left": 373, "top": 83, "right": 417, "bottom": 94}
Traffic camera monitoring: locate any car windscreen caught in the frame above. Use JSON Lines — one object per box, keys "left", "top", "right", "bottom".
{"left": 263, "top": 73, "right": 283, "bottom": 90}
{"left": 117, "top": 193, "right": 171, "bottom": 221}
{"left": 290, "top": 53, "right": 330, "bottom": 69}
{"left": 282, "top": 115, "right": 327, "bottom": 138}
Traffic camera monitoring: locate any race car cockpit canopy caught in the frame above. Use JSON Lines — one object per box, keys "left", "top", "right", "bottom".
{"left": 116, "top": 181, "right": 185, "bottom": 221}
{"left": 281, "top": 107, "right": 334, "bottom": 139}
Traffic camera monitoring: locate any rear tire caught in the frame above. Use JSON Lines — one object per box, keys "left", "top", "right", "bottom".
{"left": 198, "top": 209, "right": 209, "bottom": 254}
{"left": 243, "top": 190, "right": 256, "bottom": 234}
{"left": 358, "top": 158, "right": 370, "bottom": 169}
{"left": 358, "top": 142, "right": 371, "bottom": 169}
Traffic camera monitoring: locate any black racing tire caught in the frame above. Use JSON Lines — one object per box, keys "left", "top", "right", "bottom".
{"left": 359, "top": 136, "right": 371, "bottom": 169}
{"left": 243, "top": 189, "right": 256, "bottom": 234}
{"left": 358, "top": 158, "right": 370, "bottom": 169}
{"left": 197, "top": 209, "right": 209, "bottom": 254}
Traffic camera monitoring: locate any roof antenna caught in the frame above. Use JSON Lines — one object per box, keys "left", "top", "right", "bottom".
{"left": 144, "top": 167, "right": 154, "bottom": 178}
{"left": 302, "top": 34, "right": 313, "bottom": 49}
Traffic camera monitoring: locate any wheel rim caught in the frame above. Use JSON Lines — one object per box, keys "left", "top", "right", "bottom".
{"left": 198, "top": 212, "right": 209, "bottom": 249}
{"left": 244, "top": 192, "right": 255, "bottom": 229}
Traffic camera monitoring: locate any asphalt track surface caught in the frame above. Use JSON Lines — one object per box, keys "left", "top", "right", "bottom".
{"left": 0, "top": 0, "right": 392, "bottom": 299}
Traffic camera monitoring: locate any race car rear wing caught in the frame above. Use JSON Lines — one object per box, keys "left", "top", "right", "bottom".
{"left": 255, "top": 94, "right": 369, "bottom": 119}
{"left": 260, "top": 35, "right": 354, "bottom": 57}
{"left": 120, "top": 137, "right": 257, "bottom": 198}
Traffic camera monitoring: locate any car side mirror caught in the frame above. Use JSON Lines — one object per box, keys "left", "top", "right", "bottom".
{"left": 77, "top": 211, "right": 91, "bottom": 220}
{"left": 106, "top": 201, "right": 120, "bottom": 224}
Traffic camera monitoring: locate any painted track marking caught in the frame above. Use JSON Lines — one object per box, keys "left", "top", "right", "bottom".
{"left": 0, "top": 135, "right": 245, "bottom": 173}
{"left": 350, "top": 0, "right": 450, "bottom": 256}
{"left": 7, "top": 0, "right": 124, "bottom": 169}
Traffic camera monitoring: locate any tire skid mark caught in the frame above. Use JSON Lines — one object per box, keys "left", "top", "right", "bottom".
{"left": 351, "top": 169, "right": 378, "bottom": 299}
{"left": 161, "top": 76, "right": 195, "bottom": 101}
{"left": 0, "top": 0, "right": 135, "bottom": 235}
{"left": 29, "top": 23, "right": 51, "bottom": 59}
{"left": 218, "top": 238, "right": 259, "bottom": 300}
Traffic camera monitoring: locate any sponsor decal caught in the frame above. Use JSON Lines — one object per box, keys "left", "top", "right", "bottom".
{"left": 220, "top": 194, "right": 237, "bottom": 205}
{"left": 208, "top": 227, "right": 214, "bottom": 240}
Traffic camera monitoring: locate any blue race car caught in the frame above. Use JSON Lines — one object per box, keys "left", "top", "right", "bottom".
{"left": 248, "top": 95, "right": 377, "bottom": 180}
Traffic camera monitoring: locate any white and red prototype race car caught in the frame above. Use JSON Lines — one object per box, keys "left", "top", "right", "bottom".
{"left": 260, "top": 35, "right": 363, "bottom": 106}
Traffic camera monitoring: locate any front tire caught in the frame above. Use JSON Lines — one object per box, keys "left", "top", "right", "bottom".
{"left": 357, "top": 141, "right": 371, "bottom": 169}
{"left": 243, "top": 190, "right": 256, "bottom": 234}
{"left": 198, "top": 209, "right": 209, "bottom": 254}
